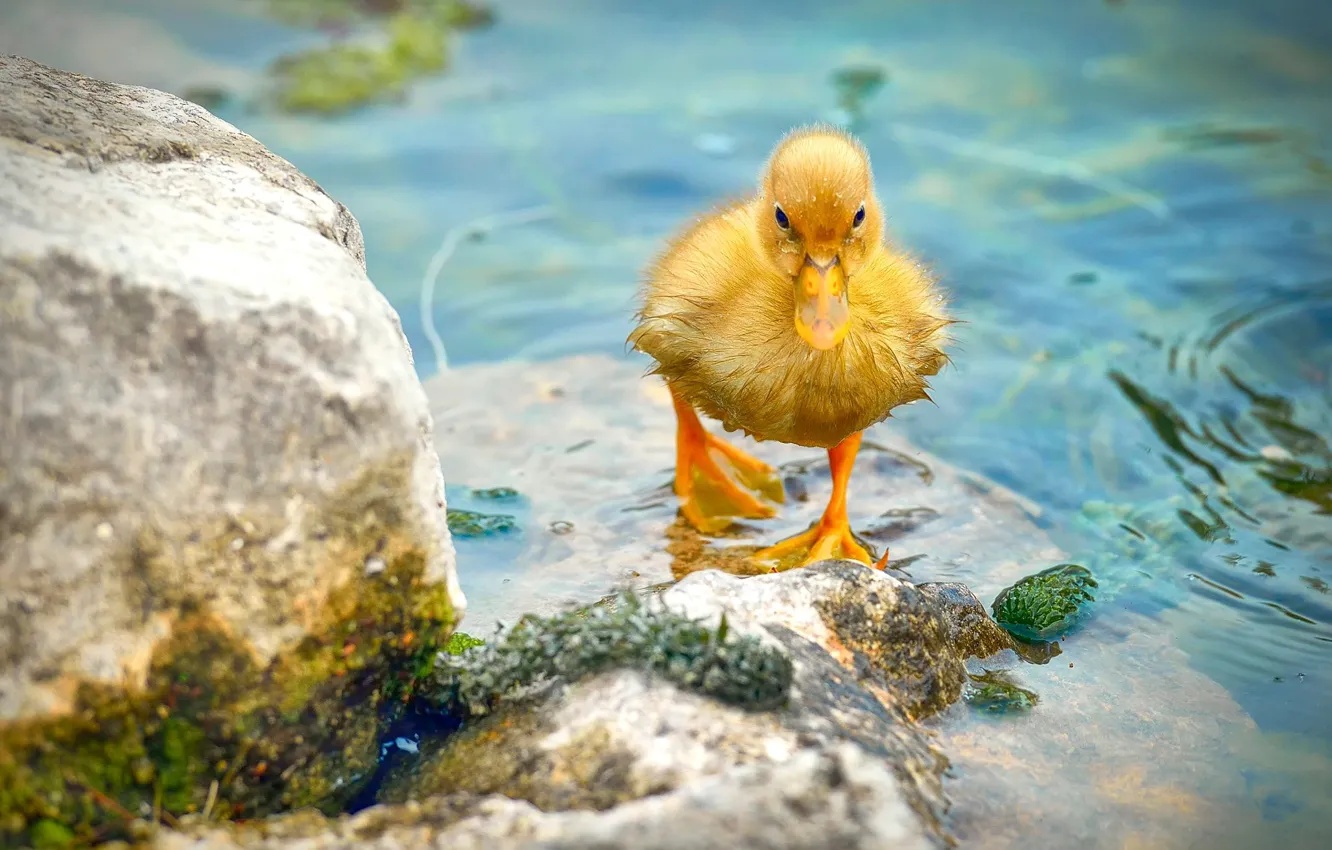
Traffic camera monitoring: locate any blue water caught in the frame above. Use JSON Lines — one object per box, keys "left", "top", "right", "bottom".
{"left": 5, "top": 0, "right": 1330, "bottom": 839}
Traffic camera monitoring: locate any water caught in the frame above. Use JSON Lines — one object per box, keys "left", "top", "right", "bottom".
{"left": 4, "top": 0, "right": 1330, "bottom": 842}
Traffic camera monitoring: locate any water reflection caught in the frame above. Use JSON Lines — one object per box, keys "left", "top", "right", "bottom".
{"left": 1107, "top": 288, "right": 1331, "bottom": 634}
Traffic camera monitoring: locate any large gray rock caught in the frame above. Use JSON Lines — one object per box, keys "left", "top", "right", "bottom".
{"left": 0, "top": 54, "right": 462, "bottom": 723}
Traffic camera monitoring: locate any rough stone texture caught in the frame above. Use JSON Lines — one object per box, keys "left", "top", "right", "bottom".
{"left": 378, "top": 564, "right": 961, "bottom": 828}
{"left": 665, "top": 562, "right": 970, "bottom": 720}
{"left": 158, "top": 744, "right": 931, "bottom": 850}
{"left": 161, "top": 563, "right": 961, "bottom": 850}
{"left": 422, "top": 355, "right": 1267, "bottom": 850}
{"left": 0, "top": 55, "right": 461, "bottom": 723}
{"left": 915, "top": 582, "right": 1021, "bottom": 662}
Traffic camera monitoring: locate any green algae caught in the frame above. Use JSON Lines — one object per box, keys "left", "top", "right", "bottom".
{"left": 470, "top": 486, "right": 520, "bottom": 500}
{"left": 991, "top": 564, "right": 1098, "bottom": 640}
{"left": 442, "top": 631, "right": 485, "bottom": 655}
{"left": 264, "top": 1, "right": 494, "bottom": 115}
{"left": 26, "top": 820, "right": 74, "bottom": 850}
{"left": 379, "top": 593, "right": 794, "bottom": 809}
{"left": 0, "top": 463, "right": 457, "bottom": 849}
{"left": 445, "top": 508, "right": 517, "bottom": 537}
{"left": 423, "top": 591, "right": 793, "bottom": 718}
{"left": 964, "top": 672, "right": 1040, "bottom": 714}
{"left": 831, "top": 63, "right": 888, "bottom": 127}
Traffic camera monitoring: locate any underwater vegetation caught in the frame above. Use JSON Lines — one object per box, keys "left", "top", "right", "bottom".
{"left": 441, "top": 631, "right": 485, "bottom": 655}
{"left": 963, "top": 671, "right": 1040, "bottom": 714}
{"left": 423, "top": 591, "right": 794, "bottom": 718}
{"left": 445, "top": 508, "right": 517, "bottom": 537}
{"left": 180, "top": 0, "right": 495, "bottom": 115}
{"left": 991, "top": 564, "right": 1098, "bottom": 641}
{"left": 830, "top": 62, "right": 888, "bottom": 129}
{"left": 469, "top": 487, "right": 520, "bottom": 501}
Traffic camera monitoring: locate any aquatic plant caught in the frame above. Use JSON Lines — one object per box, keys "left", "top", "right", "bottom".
{"left": 264, "top": 0, "right": 494, "bottom": 115}
{"left": 830, "top": 63, "right": 887, "bottom": 127}
{"left": 445, "top": 508, "right": 517, "bottom": 536}
{"left": 963, "top": 672, "right": 1040, "bottom": 714}
{"left": 442, "top": 631, "right": 485, "bottom": 655}
{"left": 470, "top": 486, "right": 520, "bottom": 500}
{"left": 991, "top": 563, "right": 1098, "bottom": 640}
{"left": 424, "top": 591, "right": 793, "bottom": 717}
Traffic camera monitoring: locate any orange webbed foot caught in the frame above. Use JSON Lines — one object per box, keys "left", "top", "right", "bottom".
{"left": 752, "top": 430, "right": 888, "bottom": 572}
{"left": 671, "top": 386, "right": 784, "bottom": 534}
{"left": 677, "top": 430, "right": 785, "bottom": 534}
{"left": 754, "top": 517, "right": 880, "bottom": 570}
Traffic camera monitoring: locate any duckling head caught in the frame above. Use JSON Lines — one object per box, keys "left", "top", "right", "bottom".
{"left": 756, "top": 125, "right": 884, "bottom": 351}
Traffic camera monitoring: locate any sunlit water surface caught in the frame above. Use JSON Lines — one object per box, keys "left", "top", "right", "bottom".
{"left": 5, "top": 0, "right": 1330, "bottom": 844}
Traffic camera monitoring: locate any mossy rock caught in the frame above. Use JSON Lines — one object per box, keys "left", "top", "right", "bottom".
{"left": 381, "top": 593, "right": 795, "bottom": 809}
{"left": 421, "top": 590, "right": 793, "bottom": 719}
{"left": 991, "top": 563, "right": 1098, "bottom": 640}
{"left": 0, "top": 477, "right": 458, "bottom": 848}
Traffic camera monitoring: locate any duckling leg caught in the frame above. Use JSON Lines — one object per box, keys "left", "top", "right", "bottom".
{"left": 755, "top": 431, "right": 887, "bottom": 570}
{"left": 671, "top": 385, "right": 784, "bottom": 534}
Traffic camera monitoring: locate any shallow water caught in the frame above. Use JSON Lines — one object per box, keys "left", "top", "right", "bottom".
{"left": 5, "top": 0, "right": 1331, "bottom": 844}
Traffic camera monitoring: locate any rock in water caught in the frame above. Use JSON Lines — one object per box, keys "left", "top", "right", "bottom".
{"left": 0, "top": 55, "right": 462, "bottom": 837}
{"left": 158, "top": 561, "right": 974, "bottom": 850}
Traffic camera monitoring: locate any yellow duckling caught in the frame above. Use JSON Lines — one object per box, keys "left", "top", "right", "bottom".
{"left": 629, "top": 124, "right": 952, "bottom": 568}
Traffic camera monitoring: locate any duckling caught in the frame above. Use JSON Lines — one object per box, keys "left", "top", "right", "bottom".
{"left": 628, "top": 124, "right": 951, "bottom": 568}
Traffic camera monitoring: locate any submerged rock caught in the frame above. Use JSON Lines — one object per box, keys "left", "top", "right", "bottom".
{"left": 0, "top": 56, "right": 460, "bottom": 842}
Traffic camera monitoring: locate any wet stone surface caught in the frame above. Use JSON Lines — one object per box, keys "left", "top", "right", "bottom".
{"left": 422, "top": 354, "right": 1274, "bottom": 850}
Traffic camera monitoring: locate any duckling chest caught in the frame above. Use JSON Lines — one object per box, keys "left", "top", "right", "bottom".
{"left": 705, "top": 350, "right": 904, "bottom": 449}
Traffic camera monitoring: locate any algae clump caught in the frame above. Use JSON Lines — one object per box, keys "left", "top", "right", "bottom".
{"left": 831, "top": 62, "right": 888, "bottom": 127}
{"left": 470, "top": 486, "right": 520, "bottom": 500}
{"left": 964, "top": 672, "right": 1040, "bottom": 714}
{"left": 424, "top": 591, "right": 793, "bottom": 718}
{"left": 265, "top": 1, "right": 494, "bottom": 115}
{"left": 442, "top": 631, "right": 485, "bottom": 655}
{"left": 991, "top": 563, "right": 1097, "bottom": 640}
{"left": 445, "top": 508, "right": 517, "bottom": 537}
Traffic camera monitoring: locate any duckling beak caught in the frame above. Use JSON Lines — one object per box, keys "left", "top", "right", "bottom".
{"left": 794, "top": 254, "right": 850, "bottom": 351}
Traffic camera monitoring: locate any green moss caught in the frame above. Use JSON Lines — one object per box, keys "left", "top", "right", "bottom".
{"left": 423, "top": 591, "right": 792, "bottom": 718}
{"left": 442, "top": 631, "right": 485, "bottom": 655}
{"left": 991, "top": 563, "right": 1098, "bottom": 640}
{"left": 0, "top": 461, "right": 457, "bottom": 848}
{"left": 27, "top": 820, "right": 75, "bottom": 850}
{"left": 445, "top": 508, "right": 517, "bottom": 537}
{"left": 963, "top": 672, "right": 1039, "bottom": 714}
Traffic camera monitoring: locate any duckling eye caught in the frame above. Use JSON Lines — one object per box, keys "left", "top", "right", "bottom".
{"left": 853, "top": 204, "right": 866, "bottom": 228}
{"left": 774, "top": 204, "right": 790, "bottom": 230}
